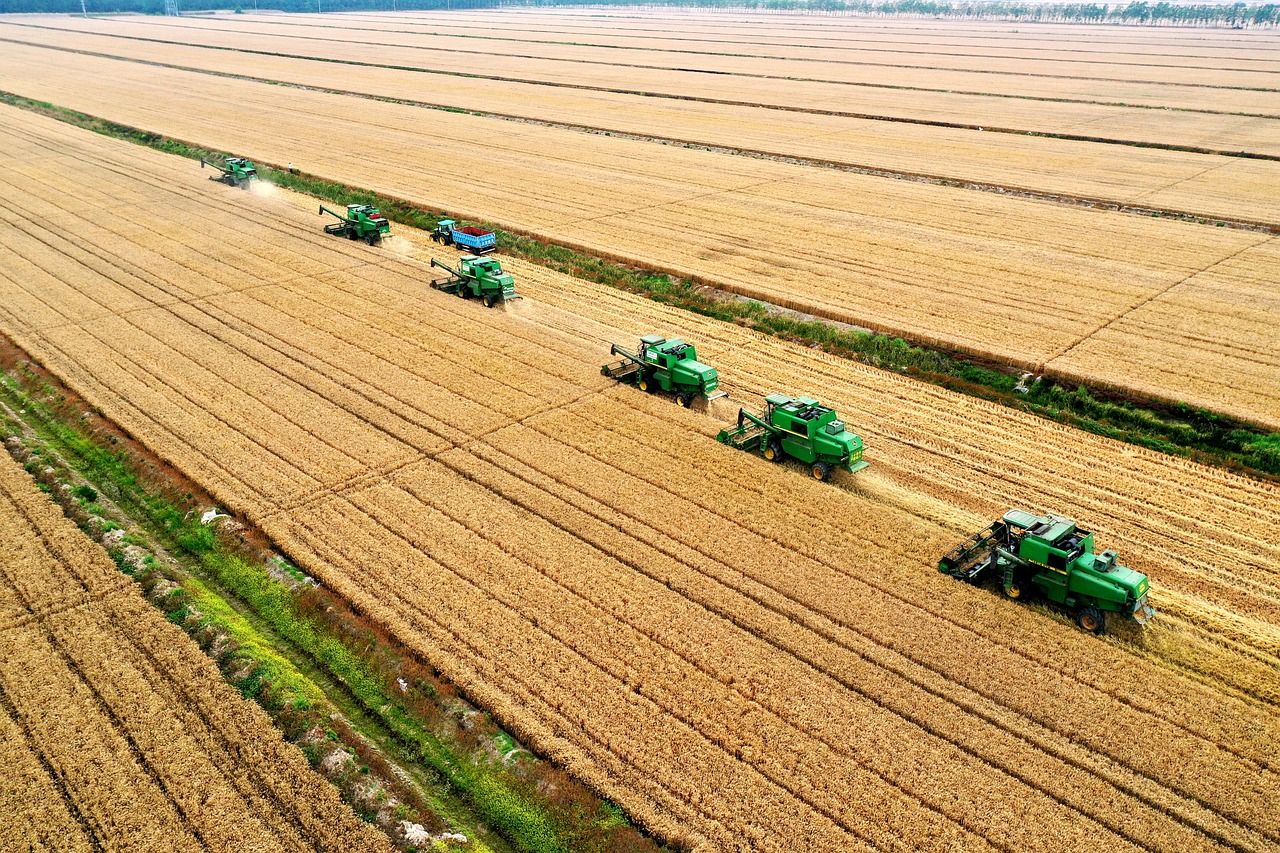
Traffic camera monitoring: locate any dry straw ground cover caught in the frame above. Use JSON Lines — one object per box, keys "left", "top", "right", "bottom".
{"left": 0, "top": 48, "right": 1276, "bottom": 427}
{"left": 1, "top": 106, "right": 1277, "bottom": 851}
{"left": 0, "top": 454, "right": 391, "bottom": 852}
{"left": 13, "top": 20, "right": 1280, "bottom": 226}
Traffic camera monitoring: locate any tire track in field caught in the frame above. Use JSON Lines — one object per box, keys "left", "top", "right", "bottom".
{"left": 555, "top": 404, "right": 1280, "bottom": 804}
{"left": 0, "top": 679, "right": 104, "bottom": 852}
{"left": 0, "top": 520, "right": 214, "bottom": 850}
{"left": 280, "top": 497, "right": 860, "bottom": 852}
{"left": 447, "top": 435, "right": 1253, "bottom": 850}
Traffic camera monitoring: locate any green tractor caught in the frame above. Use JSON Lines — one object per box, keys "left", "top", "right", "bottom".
{"left": 939, "top": 509, "right": 1155, "bottom": 633}
{"left": 430, "top": 256, "right": 519, "bottom": 308}
{"left": 319, "top": 204, "right": 391, "bottom": 244}
{"left": 717, "top": 394, "right": 868, "bottom": 481}
{"left": 602, "top": 335, "right": 723, "bottom": 407}
{"left": 201, "top": 156, "right": 258, "bottom": 189}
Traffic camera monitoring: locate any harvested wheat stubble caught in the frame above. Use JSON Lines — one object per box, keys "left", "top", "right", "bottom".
{"left": 1, "top": 107, "right": 1277, "bottom": 852}
{"left": 13, "top": 21, "right": 1280, "bottom": 227}
{"left": 0, "top": 53, "right": 1274, "bottom": 428}
{"left": 0, "top": 455, "right": 392, "bottom": 853}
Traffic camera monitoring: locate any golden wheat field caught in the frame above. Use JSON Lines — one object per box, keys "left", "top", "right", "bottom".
{"left": 0, "top": 449, "right": 392, "bottom": 852}
{"left": 0, "top": 11, "right": 1276, "bottom": 428}
{"left": 2, "top": 102, "right": 1278, "bottom": 851}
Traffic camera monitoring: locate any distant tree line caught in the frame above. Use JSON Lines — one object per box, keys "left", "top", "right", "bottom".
{"left": 501, "top": 0, "right": 1280, "bottom": 25}
{"left": 1, "top": 0, "right": 1272, "bottom": 25}
{"left": 0, "top": 0, "right": 497, "bottom": 14}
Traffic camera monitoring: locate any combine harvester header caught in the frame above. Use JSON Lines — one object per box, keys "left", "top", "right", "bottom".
{"left": 201, "top": 156, "right": 258, "bottom": 189}
{"left": 940, "top": 509, "right": 1155, "bottom": 633}
{"left": 602, "top": 335, "right": 723, "bottom": 408}
{"left": 717, "top": 394, "right": 868, "bottom": 481}
{"left": 319, "top": 203, "right": 390, "bottom": 245}
{"left": 430, "top": 256, "right": 519, "bottom": 308}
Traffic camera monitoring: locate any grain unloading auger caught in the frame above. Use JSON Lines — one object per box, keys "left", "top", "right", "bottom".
{"left": 602, "top": 334, "right": 724, "bottom": 408}
{"left": 939, "top": 509, "right": 1155, "bottom": 633}
{"left": 717, "top": 394, "right": 868, "bottom": 481}
{"left": 430, "top": 256, "right": 519, "bottom": 308}
{"left": 201, "top": 156, "right": 258, "bottom": 189}
{"left": 319, "top": 203, "right": 390, "bottom": 245}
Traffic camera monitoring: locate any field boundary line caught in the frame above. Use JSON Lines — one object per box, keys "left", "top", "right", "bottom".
{"left": 95, "top": 16, "right": 1280, "bottom": 92}
{"left": 185, "top": 12, "right": 1280, "bottom": 67}
{"left": 15, "top": 19, "right": 1280, "bottom": 110}
{"left": 5, "top": 37, "right": 1275, "bottom": 235}
{"left": 6, "top": 33, "right": 1279, "bottom": 163}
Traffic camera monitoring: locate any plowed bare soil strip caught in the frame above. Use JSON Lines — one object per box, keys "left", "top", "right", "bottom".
{"left": 0, "top": 106, "right": 1276, "bottom": 851}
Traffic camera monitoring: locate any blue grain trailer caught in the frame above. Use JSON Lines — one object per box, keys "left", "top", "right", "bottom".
{"left": 431, "top": 219, "right": 497, "bottom": 254}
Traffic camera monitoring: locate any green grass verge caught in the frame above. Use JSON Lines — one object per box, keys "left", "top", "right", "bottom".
{"left": 0, "top": 367, "right": 580, "bottom": 853}
{"left": 3, "top": 89, "right": 1276, "bottom": 480}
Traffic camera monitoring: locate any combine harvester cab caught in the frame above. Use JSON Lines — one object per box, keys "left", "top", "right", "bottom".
{"left": 431, "top": 219, "right": 498, "bottom": 254}
{"left": 319, "top": 203, "right": 391, "bottom": 245}
{"left": 430, "top": 256, "right": 519, "bottom": 308}
{"left": 939, "top": 509, "right": 1155, "bottom": 633}
{"left": 717, "top": 393, "right": 868, "bottom": 481}
{"left": 201, "top": 156, "right": 258, "bottom": 189}
{"left": 602, "top": 334, "right": 724, "bottom": 408}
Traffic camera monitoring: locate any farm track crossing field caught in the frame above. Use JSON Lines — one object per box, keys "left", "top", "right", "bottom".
{"left": 8, "top": 21, "right": 1280, "bottom": 228}
{"left": 2, "top": 106, "right": 1277, "bottom": 852}
{"left": 0, "top": 43, "right": 1276, "bottom": 429}
{"left": 0, "top": 451, "right": 392, "bottom": 852}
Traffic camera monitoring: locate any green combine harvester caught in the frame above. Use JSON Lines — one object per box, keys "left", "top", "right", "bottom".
{"left": 319, "top": 203, "right": 391, "bottom": 244}
{"left": 717, "top": 394, "right": 868, "bottom": 481}
{"left": 201, "top": 156, "right": 258, "bottom": 189}
{"left": 939, "top": 509, "right": 1155, "bottom": 633}
{"left": 430, "top": 256, "right": 519, "bottom": 308}
{"left": 602, "top": 335, "right": 723, "bottom": 407}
